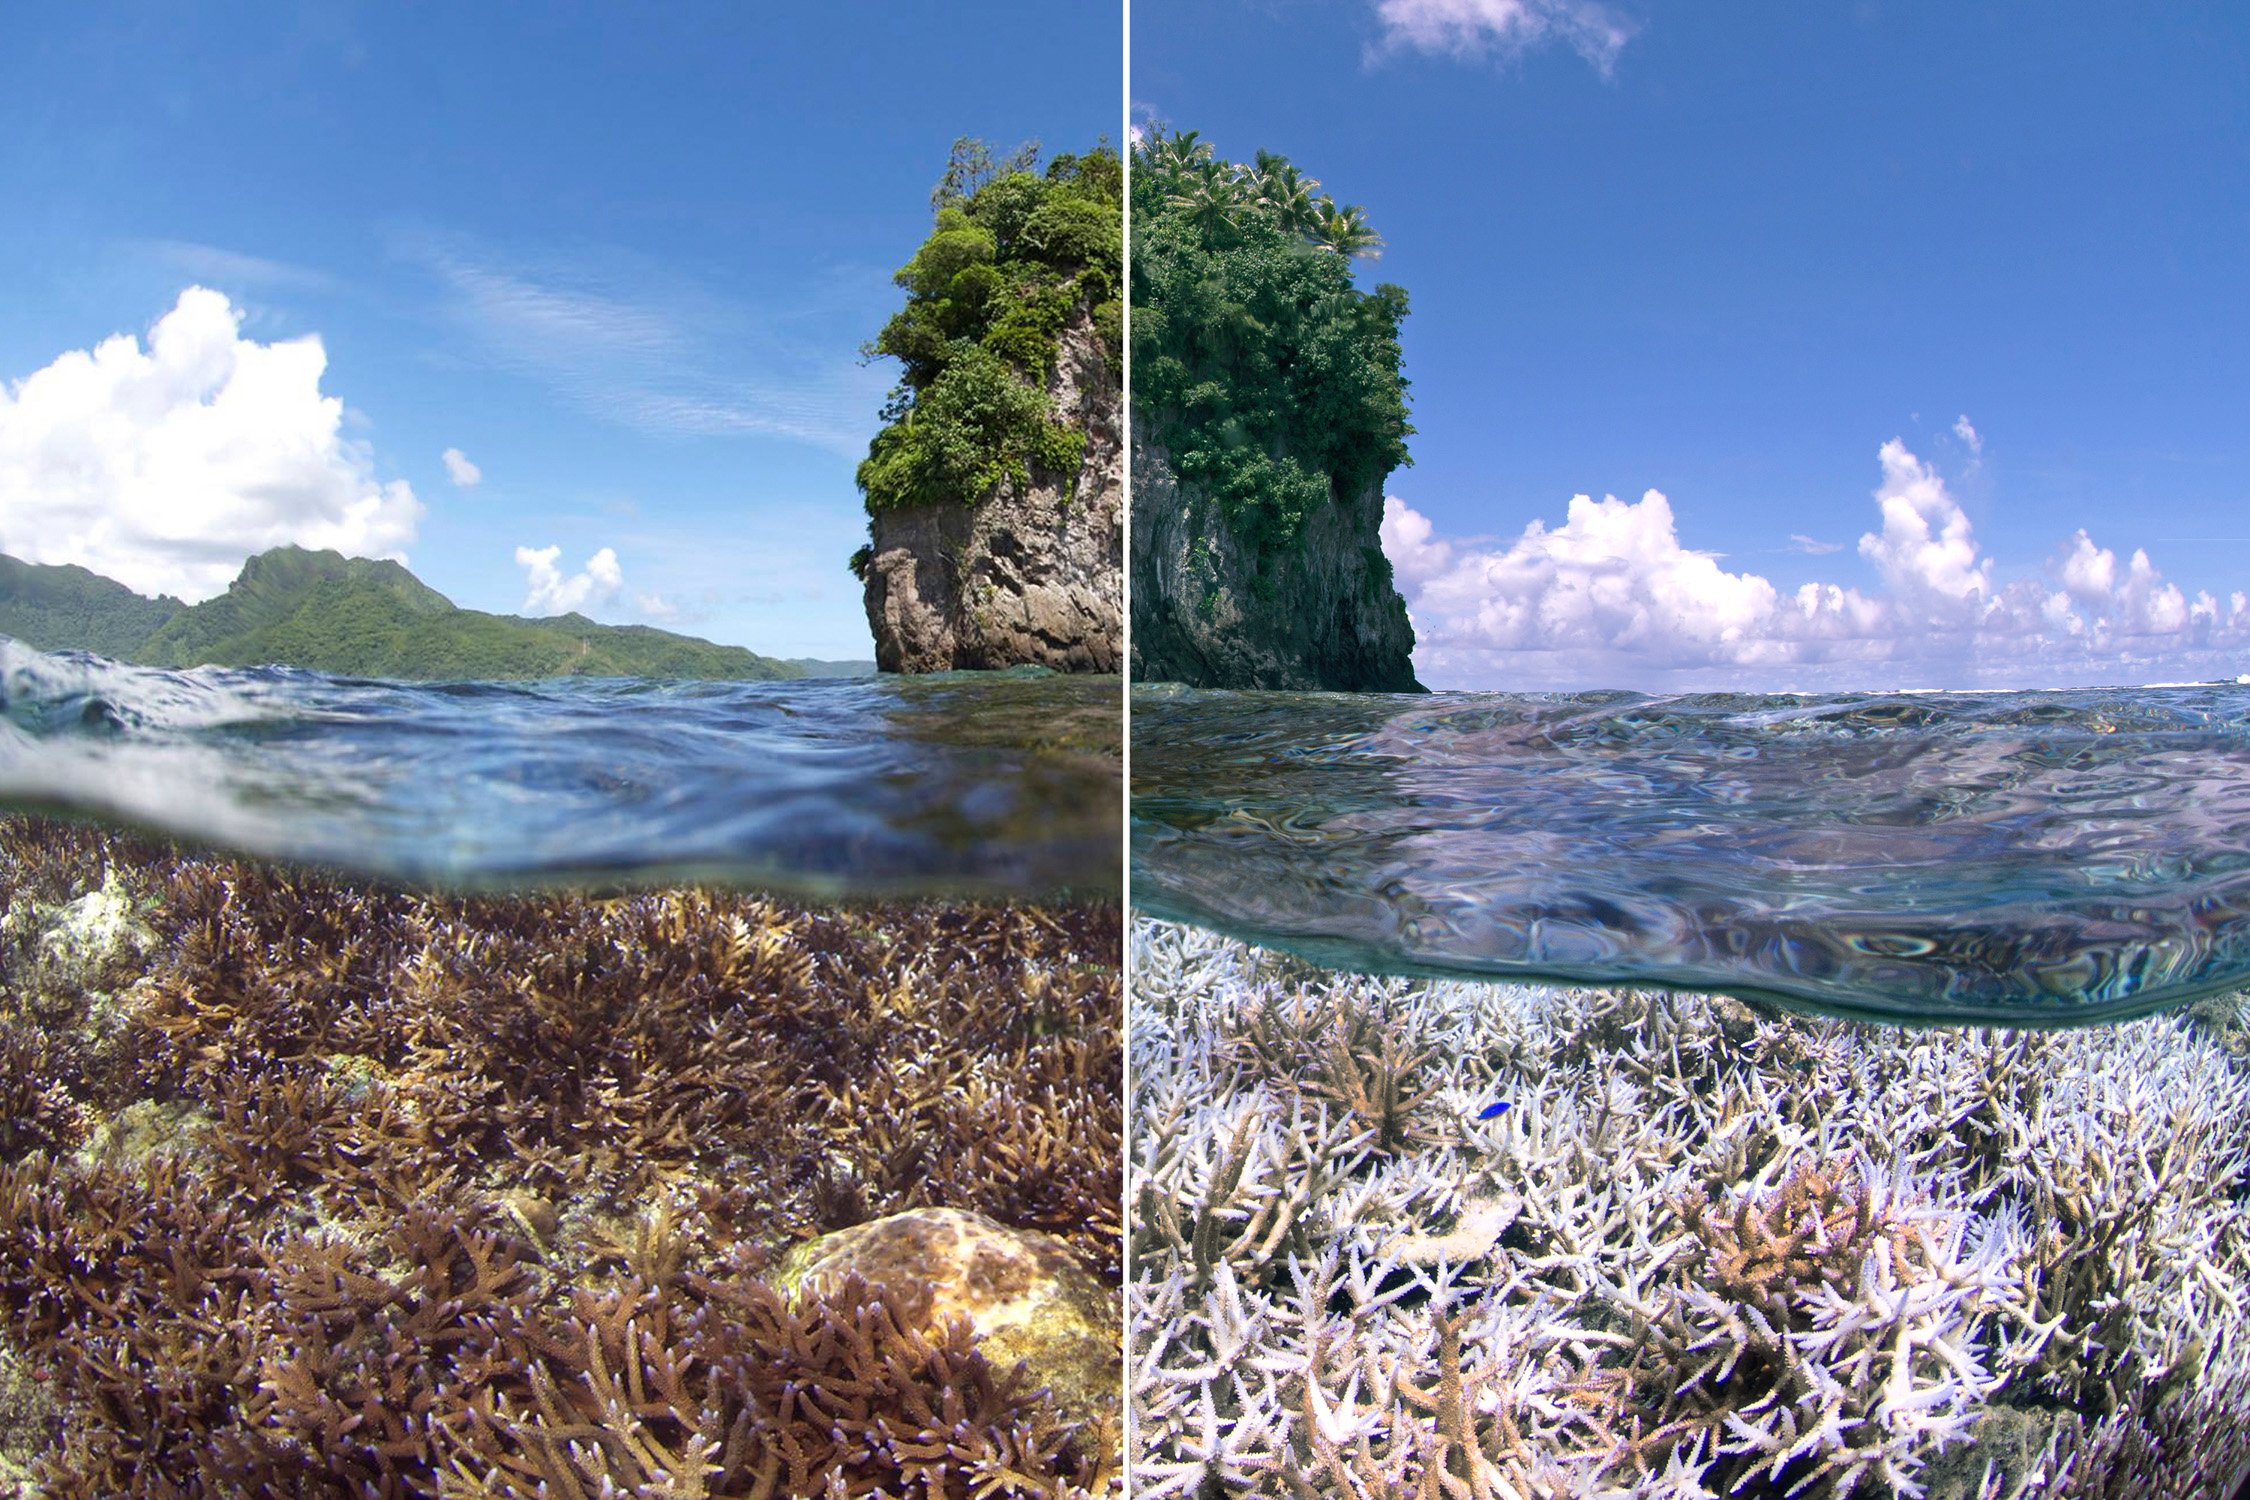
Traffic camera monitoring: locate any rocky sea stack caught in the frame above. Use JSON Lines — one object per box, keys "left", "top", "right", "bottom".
{"left": 1129, "top": 130, "right": 1421, "bottom": 692}
{"left": 1132, "top": 430, "right": 1416, "bottom": 691}
{"left": 854, "top": 141, "right": 1123, "bottom": 674}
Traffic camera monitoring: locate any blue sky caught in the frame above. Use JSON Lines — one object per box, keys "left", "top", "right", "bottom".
{"left": 0, "top": 3, "right": 1119, "bottom": 658}
{"left": 1135, "top": 1, "right": 2250, "bottom": 689}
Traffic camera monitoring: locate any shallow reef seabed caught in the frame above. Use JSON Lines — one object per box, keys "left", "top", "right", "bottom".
{"left": 0, "top": 814, "right": 1124, "bottom": 1497}
{"left": 1128, "top": 918, "right": 2250, "bottom": 1500}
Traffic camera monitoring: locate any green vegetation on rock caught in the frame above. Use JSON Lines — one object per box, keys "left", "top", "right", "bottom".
{"left": 1131, "top": 129, "right": 1413, "bottom": 554}
{"left": 854, "top": 138, "right": 1122, "bottom": 525}
{"left": 0, "top": 547, "right": 811, "bottom": 681}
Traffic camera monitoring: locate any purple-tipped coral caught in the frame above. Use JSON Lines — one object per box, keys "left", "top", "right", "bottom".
{"left": 0, "top": 815, "right": 1122, "bottom": 1495}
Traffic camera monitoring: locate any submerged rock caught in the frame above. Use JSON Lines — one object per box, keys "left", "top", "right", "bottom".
{"left": 777, "top": 1206, "right": 1118, "bottom": 1424}
{"left": 73, "top": 1099, "right": 210, "bottom": 1170}
{"left": 1130, "top": 433, "right": 1420, "bottom": 691}
{"left": 28, "top": 868, "right": 152, "bottom": 995}
{"left": 861, "top": 312, "right": 1122, "bottom": 674}
{"left": 0, "top": 1341, "right": 55, "bottom": 1500}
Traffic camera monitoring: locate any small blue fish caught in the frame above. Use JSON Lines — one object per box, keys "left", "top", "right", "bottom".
{"left": 1476, "top": 1101, "right": 1512, "bottom": 1120}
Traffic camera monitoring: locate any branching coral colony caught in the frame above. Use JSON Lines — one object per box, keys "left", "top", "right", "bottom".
{"left": 1129, "top": 917, "right": 2250, "bottom": 1500}
{"left": 0, "top": 814, "right": 1122, "bottom": 1497}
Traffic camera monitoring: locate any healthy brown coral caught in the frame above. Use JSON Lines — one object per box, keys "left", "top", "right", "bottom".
{"left": 0, "top": 814, "right": 1122, "bottom": 1496}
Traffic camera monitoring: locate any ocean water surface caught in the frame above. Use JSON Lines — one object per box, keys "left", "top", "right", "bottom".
{"left": 1132, "top": 682, "right": 2250, "bottom": 1025}
{"left": 0, "top": 641, "right": 1120, "bottom": 898}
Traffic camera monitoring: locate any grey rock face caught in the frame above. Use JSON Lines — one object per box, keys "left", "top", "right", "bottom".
{"left": 1129, "top": 431, "right": 1420, "bottom": 691}
{"left": 860, "top": 312, "right": 1121, "bottom": 674}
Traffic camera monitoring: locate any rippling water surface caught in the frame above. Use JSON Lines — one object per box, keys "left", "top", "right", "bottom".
{"left": 0, "top": 642, "right": 1120, "bottom": 898}
{"left": 1132, "top": 683, "right": 2250, "bottom": 1024}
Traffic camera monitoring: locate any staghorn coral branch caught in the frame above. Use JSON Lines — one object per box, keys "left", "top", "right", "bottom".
{"left": 1128, "top": 915, "right": 2250, "bottom": 1500}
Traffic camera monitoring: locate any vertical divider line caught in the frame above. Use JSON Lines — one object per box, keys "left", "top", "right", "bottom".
{"left": 1117, "top": 0, "right": 1136, "bottom": 1480}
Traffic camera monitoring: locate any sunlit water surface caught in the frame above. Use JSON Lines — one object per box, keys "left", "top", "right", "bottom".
{"left": 0, "top": 641, "right": 1119, "bottom": 899}
{"left": 1132, "top": 683, "right": 2250, "bottom": 1025}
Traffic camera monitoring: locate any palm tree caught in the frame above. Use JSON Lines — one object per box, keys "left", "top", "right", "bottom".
{"left": 1260, "top": 162, "right": 1323, "bottom": 237}
{"left": 1139, "top": 128, "right": 1212, "bottom": 192}
{"left": 1248, "top": 148, "right": 1290, "bottom": 201}
{"left": 1175, "top": 160, "right": 1244, "bottom": 238}
{"left": 1313, "top": 200, "right": 1383, "bottom": 261}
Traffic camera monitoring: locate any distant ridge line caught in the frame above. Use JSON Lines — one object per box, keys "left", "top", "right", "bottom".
{"left": 0, "top": 547, "right": 874, "bottom": 682}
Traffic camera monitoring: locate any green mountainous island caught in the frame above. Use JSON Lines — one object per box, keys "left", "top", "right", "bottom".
{"left": 0, "top": 547, "right": 872, "bottom": 681}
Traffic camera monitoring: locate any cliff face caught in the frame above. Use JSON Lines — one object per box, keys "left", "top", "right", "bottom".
{"left": 1130, "top": 431, "right": 1419, "bottom": 692}
{"left": 862, "top": 310, "right": 1121, "bottom": 674}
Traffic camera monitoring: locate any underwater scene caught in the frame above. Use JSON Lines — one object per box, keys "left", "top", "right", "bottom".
{"left": 0, "top": 654, "right": 1125, "bottom": 1496}
{"left": 1128, "top": 686, "right": 2250, "bottom": 1500}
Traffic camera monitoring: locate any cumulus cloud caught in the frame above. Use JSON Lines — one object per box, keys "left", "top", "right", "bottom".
{"left": 1387, "top": 438, "right": 2250, "bottom": 689}
{"left": 1858, "top": 438, "right": 1990, "bottom": 614}
{"left": 2049, "top": 530, "right": 2200, "bottom": 636}
{"left": 515, "top": 544, "right": 622, "bottom": 616}
{"left": 1371, "top": 0, "right": 1636, "bottom": 73}
{"left": 1953, "top": 414, "right": 1982, "bottom": 457}
{"left": 441, "top": 447, "right": 482, "bottom": 487}
{"left": 1379, "top": 493, "right": 1456, "bottom": 592}
{"left": 0, "top": 287, "right": 423, "bottom": 602}
{"left": 1388, "top": 489, "right": 1788, "bottom": 666}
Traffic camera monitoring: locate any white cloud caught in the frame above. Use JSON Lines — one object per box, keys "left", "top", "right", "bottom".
{"left": 2048, "top": 530, "right": 2199, "bottom": 636}
{"left": 1388, "top": 437, "right": 2250, "bottom": 689}
{"left": 634, "top": 591, "right": 677, "bottom": 620}
{"left": 441, "top": 447, "right": 482, "bottom": 487}
{"left": 1396, "top": 488, "right": 1785, "bottom": 666}
{"left": 515, "top": 544, "right": 623, "bottom": 616}
{"left": 0, "top": 287, "right": 423, "bottom": 602}
{"left": 1857, "top": 438, "right": 1990, "bottom": 614}
{"left": 1371, "top": 0, "right": 1636, "bottom": 73}
{"left": 1789, "top": 534, "right": 1844, "bottom": 555}
{"left": 1953, "top": 413, "right": 1983, "bottom": 457}
{"left": 1379, "top": 494, "right": 1456, "bottom": 592}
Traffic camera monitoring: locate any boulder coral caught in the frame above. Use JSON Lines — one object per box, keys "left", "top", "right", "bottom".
{"left": 780, "top": 1206, "right": 1121, "bottom": 1427}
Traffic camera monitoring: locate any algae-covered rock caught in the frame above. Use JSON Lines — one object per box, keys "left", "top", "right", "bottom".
{"left": 73, "top": 1099, "right": 211, "bottom": 1170}
{"left": 778, "top": 1206, "right": 1118, "bottom": 1423}
{"left": 28, "top": 868, "right": 153, "bottom": 997}
{"left": 1916, "top": 1405, "right": 2067, "bottom": 1500}
{"left": 0, "top": 1342, "right": 56, "bottom": 1499}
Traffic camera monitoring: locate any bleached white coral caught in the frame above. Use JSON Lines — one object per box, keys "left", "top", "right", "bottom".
{"left": 1128, "top": 918, "right": 2250, "bottom": 1499}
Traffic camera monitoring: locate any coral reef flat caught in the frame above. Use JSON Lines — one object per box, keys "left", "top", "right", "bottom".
{"left": 0, "top": 814, "right": 1122, "bottom": 1496}
{"left": 1129, "top": 917, "right": 2250, "bottom": 1500}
